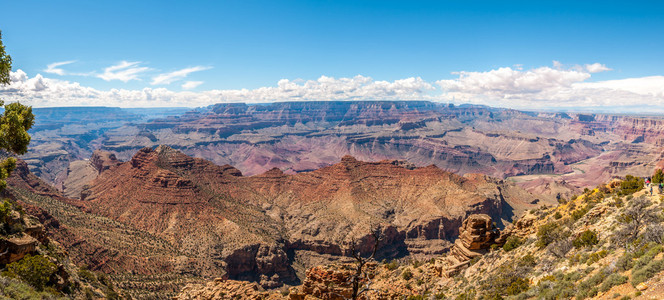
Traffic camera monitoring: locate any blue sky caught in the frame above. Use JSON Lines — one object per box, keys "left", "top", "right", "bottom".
{"left": 1, "top": 1, "right": 663, "bottom": 109}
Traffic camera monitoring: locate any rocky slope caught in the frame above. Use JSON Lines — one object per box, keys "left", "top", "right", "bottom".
{"left": 59, "top": 145, "right": 543, "bottom": 291}
{"left": 179, "top": 177, "right": 664, "bottom": 299}
{"left": 0, "top": 161, "right": 122, "bottom": 298}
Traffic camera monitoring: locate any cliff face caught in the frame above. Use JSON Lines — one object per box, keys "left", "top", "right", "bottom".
{"left": 69, "top": 146, "right": 541, "bottom": 288}
{"left": 95, "top": 102, "right": 603, "bottom": 182}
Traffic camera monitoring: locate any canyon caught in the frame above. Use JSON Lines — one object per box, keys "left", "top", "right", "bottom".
{"left": 22, "top": 101, "right": 664, "bottom": 202}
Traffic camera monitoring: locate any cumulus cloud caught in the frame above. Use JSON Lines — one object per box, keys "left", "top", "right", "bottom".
{"left": 585, "top": 63, "right": 611, "bottom": 73}
{"left": 0, "top": 71, "right": 434, "bottom": 107}
{"left": 182, "top": 81, "right": 203, "bottom": 90}
{"left": 4, "top": 62, "right": 664, "bottom": 112}
{"left": 437, "top": 62, "right": 664, "bottom": 110}
{"left": 44, "top": 60, "right": 76, "bottom": 76}
{"left": 97, "top": 61, "right": 150, "bottom": 82}
{"left": 151, "top": 66, "right": 211, "bottom": 85}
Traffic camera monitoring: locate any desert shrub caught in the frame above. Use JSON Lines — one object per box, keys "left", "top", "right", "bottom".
{"left": 653, "top": 169, "right": 664, "bottom": 184}
{"left": 553, "top": 211, "right": 562, "bottom": 219}
{"left": 402, "top": 268, "right": 413, "bottom": 281}
{"left": 614, "top": 197, "right": 659, "bottom": 245}
{"left": 0, "top": 275, "right": 67, "bottom": 299}
{"left": 505, "top": 277, "right": 529, "bottom": 295}
{"left": 631, "top": 259, "right": 663, "bottom": 286}
{"left": 599, "top": 273, "right": 628, "bottom": 292}
{"left": 503, "top": 236, "right": 523, "bottom": 252}
{"left": 5, "top": 254, "right": 57, "bottom": 291}
{"left": 616, "top": 253, "right": 634, "bottom": 271}
{"left": 548, "top": 239, "right": 573, "bottom": 258}
{"left": 536, "top": 222, "right": 568, "bottom": 248}
{"left": 455, "top": 288, "right": 476, "bottom": 300}
{"left": 479, "top": 256, "right": 534, "bottom": 298}
{"left": 412, "top": 260, "right": 422, "bottom": 268}
{"left": 586, "top": 250, "right": 608, "bottom": 265}
{"left": 642, "top": 223, "right": 664, "bottom": 244}
{"left": 573, "top": 230, "right": 599, "bottom": 248}
{"left": 0, "top": 199, "right": 11, "bottom": 223}
{"left": 576, "top": 267, "right": 610, "bottom": 299}
{"left": 619, "top": 175, "right": 644, "bottom": 195}
{"left": 78, "top": 266, "right": 97, "bottom": 284}
{"left": 571, "top": 205, "right": 590, "bottom": 222}
{"left": 633, "top": 244, "right": 662, "bottom": 270}
{"left": 385, "top": 260, "right": 399, "bottom": 271}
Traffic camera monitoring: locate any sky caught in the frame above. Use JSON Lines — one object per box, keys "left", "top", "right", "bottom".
{"left": 0, "top": 0, "right": 663, "bottom": 111}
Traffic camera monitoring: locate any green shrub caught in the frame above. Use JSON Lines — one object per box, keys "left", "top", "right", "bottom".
{"left": 631, "top": 259, "right": 663, "bottom": 286}
{"left": 5, "top": 254, "right": 57, "bottom": 291}
{"left": 0, "top": 199, "right": 11, "bottom": 222}
{"left": 536, "top": 222, "right": 568, "bottom": 248}
{"left": 653, "top": 169, "right": 664, "bottom": 184}
{"left": 586, "top": 250, "right": 608, "bottom": 265}
{"left": 599, "top": 273, "right": 628, "bottom": 292}
{"left": 402, "top": 268, "right": 413, "bottom": 281}
{"left": 619, "top": 175, "right": 644, "bottom": 195}
{"left": 503, "top": 236, "right": 523, "bottom": 252}
{"left": 78, "top": 266, "right": 97, "bottom": 284}
{"left": 571, "top": 205, "right": 590, "bottom": 222}
{"left": 573, "top": 230, "right": 599, "bottom": 248}
{"left": 553, "top": 211, "right": 562, "bottom": 219}
{"left": 385, "top": 260, "right": 399, "bottom": 271}
{"left": 616, "top": 253, "right": 634, "bottom": 271}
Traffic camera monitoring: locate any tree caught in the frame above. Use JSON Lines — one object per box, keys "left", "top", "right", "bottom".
{"left": 653, "top": 169, "right": 664, "bottom": 184}
{"left": 614, "top": 196, "right": 660, "bottom": 247}
{"left": 6, "top": 254, "right": 57, "bottom": 291}
{"left": 346, "top": 226, "right": 382, "bottom": 300}
{"left": 0, "top": 30, "right": 34, "bottom": 192}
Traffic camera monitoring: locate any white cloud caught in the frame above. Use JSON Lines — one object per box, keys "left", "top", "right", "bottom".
{"left": 585, "top": 63, "right": 611, "bottom": 73}
{"left": 151, "top": 66, "right": 211, "bottom": 85}
{"left": 182, "top": 81, "right": 203, "bottom": 90}
{"left": 4, "top": 62, "right": 664, "bottom": 112}
{"left": 0, "top": 71, "right": 434, "bottom": 107}
{"left": 436, "top": 62, "right": 664, "bottom": 110}
{"left": 44, "top": 60, "right": 76, "bottom": 76}
{"left": 437, "top": 66, "right": 590, "bottom": 95}
{"left": 97, "top": 61, "right": 150, "bottom": 82}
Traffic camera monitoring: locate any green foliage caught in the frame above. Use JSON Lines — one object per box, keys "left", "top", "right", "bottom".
{"left": 553, "top": 211, "right": 562, "bottom": 219}
{"left": 503, "top": 236, "right": 523, "bottom": 252}
{"left": 385, "top": 260, "right": 399, "bottom": 271}
{"left": 653, "top": 169, "right": 664, "bottom": 184}
{"left": 599, "top": 273, "right": 628, "bottom": 292}
{"left": 5, "top": 254, "right": 57, "bottom": 291}
{"left": 0, "top": 199, "right": 11, "bottom": 222}
{"left": 586, "top": 250, "right": 608, "bottom": 265}
{"left": 0, "top": 275, "right": 67, "bottom": 299}
{"left": 0, "top": 32, "right": 34, "bottom": 193}
{"left": 576, "top": 268, "right": 609, "bottom": 299}
{"left": 78, "top": 266, "right": 97, "bottom": 284}
{"left": 402, "top": 268, "right": 413, "bottom": 281}
{"left": 633, "top": 244, "right": 662, "bottom": 270}
{"left": 573, "top": 230, "right": 599, "bottom": 248}
{"left": 631, "top": 259, "right": 663, "bottom": 286}
{"left": 0, "top": 31, "right": 11, "bottom": 85}
{"left": 619, "top": 175, "right": 644, "bottom": 195}
{"left": 616, "top": 252, "right": 634, "bottom": 271}
{"left": 536, "top": 222, "right": 568, "bottom": 248}
{"left": 571, "top": 205, "right": 590, "bottom": 222}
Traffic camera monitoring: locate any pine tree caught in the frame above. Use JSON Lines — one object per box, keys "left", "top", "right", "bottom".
{"left": 0, "top": 30, "right": 34, "bottom": 191}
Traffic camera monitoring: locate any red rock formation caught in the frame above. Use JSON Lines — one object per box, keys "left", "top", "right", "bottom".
{"left": 67, "top": 146, "right": 539, "bottom": 287}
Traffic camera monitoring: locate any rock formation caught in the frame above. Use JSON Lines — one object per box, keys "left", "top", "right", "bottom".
{"left": 437, "top": 214, "right": 506, "bottom": 277}
{"left": 19, "top": 145, "right": 541, "bottom": 291}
